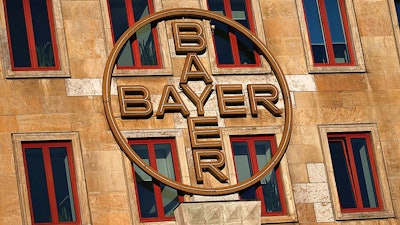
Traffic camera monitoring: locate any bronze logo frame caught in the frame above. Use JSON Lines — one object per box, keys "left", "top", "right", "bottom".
{"left": 102, "top": 8, "right": 292, "bottom": 195}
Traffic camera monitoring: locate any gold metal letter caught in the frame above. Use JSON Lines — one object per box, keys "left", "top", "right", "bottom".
{"left": 216, "top": 84, "right": 246, "bottom": 117}
{"left": 156, "top": 85, "right": 190, "bottom": 118}
{"left": 181, "top": 84, "right": 213, "bottom": 116}
{"left": 248, "top": 84, "right": 282, "bottom": 116}
{"left": 187, "top": 117, "right": 222, "bottom": 148}
{"left": 172, "top": 21, "right": 206, "bottom": 54}
{"left": 180, "top": 53, "right": 213, "bottom": 84}
{"left": 118, "top": 85, "right": 153, "bottom": 118}
{"left": 193, "top": 149, "right": 228, "bottom": 183}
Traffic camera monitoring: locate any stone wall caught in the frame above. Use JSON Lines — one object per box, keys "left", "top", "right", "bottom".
{"left": 0, "top": 0, "right": 399, "bottom": 225}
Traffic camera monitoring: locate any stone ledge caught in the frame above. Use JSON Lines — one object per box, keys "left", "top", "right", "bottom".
{"left": 174, "top": 200, "right": 261, "bottom": 225}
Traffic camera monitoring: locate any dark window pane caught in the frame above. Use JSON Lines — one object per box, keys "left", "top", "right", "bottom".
{"left": 109, "top": 0, "right": 129, "bottom": 40}
{"left": 209, "top": 0, "right": 235, "bottom": 64}
{"left": 303, "top": 0, "right": 325, "bottom": 45}
{"left": 351, "top": 138, "right": 378, "bottom": 208}
{"left": 236, "top": 32, "right": 256, "bottom": 65}
{"left": 232, "top": 142, "right": 252, "bottom": 182}
{"left": 30, "top": 0, "right": 55, "bottom": 67}
{"left": 325, "top": 0, "right": 346, "bottom": 43}
{"left": 208, "top": 0, "right": 225, "bottom": 15}
{"left": 155, "top": 143, "right": 179, "bottom": 217}
{"left": 240, "top": 185, "right": 257, "bottom": 200}
{"left": 132, "top": 144, "right": 150, "bottom": 164}
{"left": 50, "top": 147, "right": 76, "bottom": 222}
{"left": 212, "top": 21, "right": 235, "bottom": 64}
{"left": 110, "top": 0, "right": 158, "bottom": 67}
{"left": 135, "top": 172, "right": 158, "bottom": 218}
{"left": 160, "top": 184, "right": 179, "bottom": 217}
{"left": 5, "top": 0, "right": 31, "bottom": 67}
{"left": 155, "top": 144, "right": 175, "bottom": 180}
{"left": 303, "top": 0, "right": 329, "bottom": 63}
{"left": 210, "top": 0, "right": 257, "bottom": 65}
{"left": 132, "top": 0, "right": 149, "bottom": 21}
{"left": 396, "top": 0, "right": 400, "bottom": 25}
{"left": 231, "top": 0, "right": 257, "bottom": 65}
{"left": 25, "top": 148, "right": 52, "bottom": 223}
{"left": 233, "top": 141, "right": 257, "bottom": 200}
{"left": 230, "top": 0, "right": 249, "bottom": 28}
{"left": 261, "top": 171, "right": 282, "bottom": 212}
{"left": 325, "top": 0, "right": 349, "bottom": 63}
{"left": 311, "top": 44, "right": 328, "bottom": 63}
{"left": 117, "top": 41, "right": 135, "bottom": 66}
{"left": 132, "top": 0, "right": 158, "bottom": 66}
{"left": 132, "top": 144, "right": 158, "bottom": 218}
{"left": 109, "top": 0, "right": 135, "bottom": 66}
{"left": 255, "top": 140, "right": 283, "bottom": 212}
{"left": 333, "top": 44, "right": 349, "bottom": 63}
{"left": 329, "top": 140, "right": 357, "bottom": 209}
{"left": 137, "top": 24, "right": 157, "bottom": 66}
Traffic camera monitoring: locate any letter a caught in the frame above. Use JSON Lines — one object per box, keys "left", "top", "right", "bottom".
{"left": 180, "top": 53, "right": 213, "bottom": 84}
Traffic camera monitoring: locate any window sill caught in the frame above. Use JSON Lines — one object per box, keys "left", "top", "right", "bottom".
{"left": 111, "top": 67, "right": 173, "bottom": 77}
{"left": 260, "top": 214, "right": 297, "bottom": 224}
{"left": 307, "top": 64, "right": 366, "bottom": 74}
{"left": 334, "top": 210, "right": 395, "bottom": 221}
{"left": 5, "top": 70, "right": 71, "bottom": 79}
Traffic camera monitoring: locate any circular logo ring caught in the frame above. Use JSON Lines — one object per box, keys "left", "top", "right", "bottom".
{"left": 103, "top": 8, "right": 292, "bottom": 195}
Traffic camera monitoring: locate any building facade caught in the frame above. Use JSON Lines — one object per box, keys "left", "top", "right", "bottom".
{"left": 0, "top": 0, "right": 399, "bottom": 225}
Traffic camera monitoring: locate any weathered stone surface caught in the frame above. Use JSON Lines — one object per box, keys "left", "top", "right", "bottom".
{"left": 174, "top": 201, "right": 260, "bottom": 225}
{"left": 307, "top": 163, "right": 327, "bottom": 183}
{"left": 293, "top": 183, "right": 330, "bottom": 204}
{"left": 0, "top": 0, "right": 399, "bottom": 224}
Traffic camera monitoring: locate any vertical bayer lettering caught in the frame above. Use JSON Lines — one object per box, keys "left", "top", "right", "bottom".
{"left": 173, "top": 21, "right": 228, "bottom": 183}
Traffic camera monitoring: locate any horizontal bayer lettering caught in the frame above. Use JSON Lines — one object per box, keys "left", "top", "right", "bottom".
{"left": 117, "top": 52, "right": 282, "bottom": 119}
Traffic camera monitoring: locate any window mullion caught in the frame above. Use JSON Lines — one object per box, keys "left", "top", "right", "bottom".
{"left": 317, "top": 0, "right": 335, "bottom": 64}
{"left": 124, "top": 0, "right": 135, "bottom": 28}
{"left": 65, "top": 142, "right": 81, "bottom": 223}
{"left": 345, "top": 137, "right": 364, "bottom": 209}
{"left": 224, "top": 0, "right": 241, "bottom": 66}
{"left": 148, "top": 143, "right": 165, "bottom": 218}
{"left": 45, "top": 0, "right": 59, "bottom": 69}
{"left": 22, "top": 0, "right": 38, "bottom": 68}
{"left": 337, "top": 0, "right": 354, "bottom": 64}
{"left": 364, "top": 134, "right": 382, "bottom": 209}
{"left": 243, "top": 0, "right": 259, "bottom": 66}
{"left": 42, "top": 145, "right": 59, "bottom": 224}
{"left": 248, "top": 140, "right": 266, "bottom": 212}
{"left": 125, "top": 0, "right": 142, "bottom": 67}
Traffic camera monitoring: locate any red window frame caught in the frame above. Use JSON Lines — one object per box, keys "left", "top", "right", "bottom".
{"left": 129, "top": 138, "right": 183, "bottom": 222}
{"left": 3, "top": 0, "right": 60, "bottom": 71}
{"left": 207, "top": 0, "right": 261, "bottom": 68}
{"left": 107, "top": 0, "right": 162, "bottom": 69}
{"left": 302, "top": 0, "right": 355, "bottom": 66}
{"left": 230, "top": 135, "right": 286, "bottom": 216}
{"left": 328, "top": 132, "right": 383, "bottom": 213}
{"left": 22, "top": 141, "right": 81, "bottom": 225}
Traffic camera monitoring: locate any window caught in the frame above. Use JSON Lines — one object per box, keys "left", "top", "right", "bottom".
{"left": 207, "top": 0, "right": 260, "bottom": 67}
{"left": 3, "top": 0, "right": 59, "bottom": 70}
{"left": 107, "top": 0, "right": 161, "bottom": 69}
{"left": 230, "top": 135, "right": 286, "bottom": 216}
{"left": 129, "top": 138, "right": 182, "bottom": 222}
{"left": 302, "top": 0, "right": 354, "bottom": 66}
{"left": 22, "top": 141, "right": 80, "bottom": 224}
{"left": 319, "top": 125, "right": 394, "bottom": 220}
{"left": 327, "top": 133, "right": 383, "bottom": 213}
